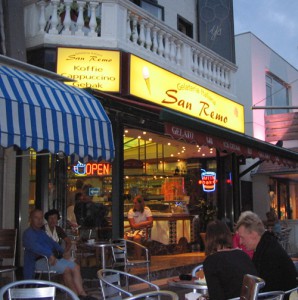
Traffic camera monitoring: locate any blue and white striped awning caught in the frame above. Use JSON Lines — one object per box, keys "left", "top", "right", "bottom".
{"left": 0, "top": 65, "right": 115, "bottom": 161}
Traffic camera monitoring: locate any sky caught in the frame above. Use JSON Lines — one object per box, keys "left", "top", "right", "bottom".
{"left": 233, "top": 0, "right": 298, "bottom": 69}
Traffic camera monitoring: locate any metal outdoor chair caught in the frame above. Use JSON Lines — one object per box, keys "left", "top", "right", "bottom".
{"left": 111, "top": 239, "right": 150, "bottom": 281}
{"left": 0, "top": 229, "right": 18, "bottom": 282}
{"left": 98, "top": 268, "right": 159, "bottom": 300}
{"left": 191, "top": 264, "right": 204, "bottom": 278}
{"left": 23, "top": 248, "right": 57, "bottom": 281}
{"left": 0, "top": 279, "right": 80, "bottom": 300}
{"left": 229, "top": 274, "right": 285, "bottom": 300}
{"left": 285, "top": 287, "right": 298, "bottom": 300}
{"left": 278, "top": 227, "right": 292, "bottom": 252}
{"left": 123, "top": 290, "right": 179, "bottom": 300}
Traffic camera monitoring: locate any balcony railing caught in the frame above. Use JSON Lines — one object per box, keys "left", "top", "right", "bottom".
{"left": 24, "top": 0, "right": 237, "bottom": 97}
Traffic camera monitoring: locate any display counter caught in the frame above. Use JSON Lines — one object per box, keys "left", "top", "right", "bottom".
{"left": 124, "top": 200, "right": 193, "bottom": 245}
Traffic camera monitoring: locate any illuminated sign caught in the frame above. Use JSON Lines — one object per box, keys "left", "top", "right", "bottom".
{"left": 129, "top": 55, "right": 244, "bottom": 133}
{"left": 57, "top": 48, "right": 120, "bottom": 92}
{"left": 73, "top": 161, "right": 111, "bottom": 176}
{"left": 198, "top": 169, "right": 217, "bottom": 192}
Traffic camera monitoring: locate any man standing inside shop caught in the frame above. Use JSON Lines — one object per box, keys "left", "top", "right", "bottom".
{"left": 74, "top": 184, "right": 108, "bottom": 239}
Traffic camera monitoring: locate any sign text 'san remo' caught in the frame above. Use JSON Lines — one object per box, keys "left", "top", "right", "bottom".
{"left": 198, "top": 169, "right": 217, "bottom": 192}
{"left": 73, "top": 161, "right": 111, "bottom": 176}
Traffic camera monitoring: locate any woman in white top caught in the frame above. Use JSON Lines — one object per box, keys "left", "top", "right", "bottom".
{"left": 127, "top": 195, "right": 153, "bottom": 258}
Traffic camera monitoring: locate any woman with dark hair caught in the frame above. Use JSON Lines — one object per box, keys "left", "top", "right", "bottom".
{"left": 203, "top": 220, "right": 257, "bottom": 300}
{"left": 43, "top": 209, "right": 72, "bottom": 256}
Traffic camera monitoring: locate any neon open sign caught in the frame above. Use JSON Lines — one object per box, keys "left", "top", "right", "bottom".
{"left": 73, "top": 161, "right": 111, "bottom": 176}
{"left": 198, "top": 169, "right": 217, "bottom": 192}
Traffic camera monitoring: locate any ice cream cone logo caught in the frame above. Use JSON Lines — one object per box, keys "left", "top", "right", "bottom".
{"left": 142, "top": 66, "right": 151, "bottom": 94}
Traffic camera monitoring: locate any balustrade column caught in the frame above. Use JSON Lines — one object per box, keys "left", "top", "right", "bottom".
{"left": 126, "top": 10, "right": 132, "bottom": 41}
{"left": 138, "top": 19, "right": 146, "bottom": 47}
{"left": 152, "top": 27, "right": 158, "bottom": 54}
{"left": 88, "top": 2, "right": 98, "bottom": 37}
{"left": 164, "top": 34, "right": 170, "bottom": 60}
{"left": 37, "top": 0, "right": 46, "bottom": 33}
{"left": 157, "top": 30, "right": 165, "bottom": 57}
{"left": 61, "top": 0, "right": 72, "bottom": 35}
{"left": 169, "top": 37, "right": 176, "bottom": 63}
{"left": 131, "top": 15, "right": 138, "bottom": 44}
{"left": 48, "top": 0, "right": 59, "bottom": 34}
{"left": 145, "top": 22, "right": 152, "bottom": 50}
{"left": 75, "top": 1, "right": 85, "bottom": 36}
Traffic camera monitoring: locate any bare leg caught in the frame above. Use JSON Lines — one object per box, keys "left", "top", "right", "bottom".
{"left": 63, "top": 266, "right": 87, "bottom": 296}
{"left": 133, "top": 234, "right": 142, "bottom": 260}
{"left": 72, "top": 264, "right": 87, "bottom": 296}
{"left": 63, "top": 267, "right": 80, "bottom": 294}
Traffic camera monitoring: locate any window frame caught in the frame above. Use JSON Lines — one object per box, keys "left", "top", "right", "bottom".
{"left": 265, "top": 72, "right": 290, "bottom": 115}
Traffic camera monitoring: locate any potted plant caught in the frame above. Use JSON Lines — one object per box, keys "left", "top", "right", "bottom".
{"left": 195, "top": 198, "right": 217, "bottom": 232}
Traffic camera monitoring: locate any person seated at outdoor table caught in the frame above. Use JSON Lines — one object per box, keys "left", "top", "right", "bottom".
{"left": 235, "top": 211, "right": 296, "bottom": 299}
{"left": 265, "top": 209, "right": 281, "bottom": 236}
{"left": 23, "top": 208, "right": 96, "bottom": 300}
{"left": 203, "top": 220, "right": 258, "bottom": 300}
{"left": 43, "top": 208, "right": 72, "bottom": 257}
{"left": 232, "top": 230, "right": 254, "bottom": 259}
{"left": 127, "top": 195, "right": 153, "bottom": 259}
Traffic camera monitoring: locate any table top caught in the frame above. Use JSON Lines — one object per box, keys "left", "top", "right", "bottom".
{"left": 168, "top": 277, "right": 208, "bottom": 293}
{"left": 84, "top": 241, "right": 113, "bottom": 248}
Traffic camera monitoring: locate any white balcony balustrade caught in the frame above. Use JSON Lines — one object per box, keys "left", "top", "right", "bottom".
{"left": 24, "top": 0, "right": 237, "bottom": 97}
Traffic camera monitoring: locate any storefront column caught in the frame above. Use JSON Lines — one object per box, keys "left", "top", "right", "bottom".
{"left": 36, "top": 153, "right": 49, "bottom": 212}
{"left": 111, "top": 112, "right": 124, "bottom": 239}
{"left": 232, "top": 153, "right": 240, "bottom": 223}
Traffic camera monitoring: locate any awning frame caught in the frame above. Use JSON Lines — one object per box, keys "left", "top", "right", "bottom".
{"left": 160, "top": 108, "right": 298, "bottom": 167}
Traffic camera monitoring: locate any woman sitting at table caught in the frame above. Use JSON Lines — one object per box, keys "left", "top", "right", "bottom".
{"left": 43, "top": 209, "right": 72, "bottom": 258}
{"left": 127, "top": 195, "right": 153, "bottom": 259}
{"left": 203, "top": 220, "right": 258, "bottom": 300}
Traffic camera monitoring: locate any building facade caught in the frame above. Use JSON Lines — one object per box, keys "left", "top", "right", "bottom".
{"left": 1, "top": 0, "right": 298, "bottom": 262}
{"left": 235, "top": 32, "right": 298, "bottom": 252}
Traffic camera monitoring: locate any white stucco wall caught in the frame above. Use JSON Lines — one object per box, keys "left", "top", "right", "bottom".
{"left": 158, "top": 0, "right": 198, "bottom": 41}
{"left": 235, "top": 32, "right": 298, "bottom": 140}
{"left": 251, "top": 174, "right": 271, "bottom": 220}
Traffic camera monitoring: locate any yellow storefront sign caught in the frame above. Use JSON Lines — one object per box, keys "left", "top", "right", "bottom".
{"left": 57, "top": 48, "right": 120, "bottom": 92}
{"left": 129, "top": 55, "right": 244, "bottom": 133}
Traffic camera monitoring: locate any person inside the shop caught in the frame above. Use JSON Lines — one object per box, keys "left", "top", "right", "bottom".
{"left": 67, "top": 192, "right": 81, "bottom": 231}
{"left": 43, "top": 208, "right": 72, "bottom": 257}
{"left": 236, "top": 211, "right": 296, "bottom": 299}
{"left": 74, "top": 184, "right": 108, "bottom": 240}
{"left": 264, "top": 209, "right": 281, "bottom": 237}
{"left": 127, "top": 195, "right": 153, "bottom": 259}
{"left": 23, "top": 208, "right": 96, "bottom": 300}
{"left": 203, "top": 220, "right": 258, "bottom": 300}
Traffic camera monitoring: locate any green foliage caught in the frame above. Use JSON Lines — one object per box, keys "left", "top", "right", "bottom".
{"left": 195, "top": 198, "right": 217, "bottom": 231}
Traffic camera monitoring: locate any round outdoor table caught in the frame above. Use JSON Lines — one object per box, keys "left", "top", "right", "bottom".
{"left": 84, "top": 241, "right": 113, "bottom": 269}
{"left": 168, "top": 277, "right": 208, "bottom": 296}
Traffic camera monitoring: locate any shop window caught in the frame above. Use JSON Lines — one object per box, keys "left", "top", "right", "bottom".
{"left": 130, "top": 0, "right": 164, "bottom": 21}
{"left": 266, "top": 73, "right": 289, "bottom": 115}
{"left": 178, "top": 15, "right": 193, "bottom": 38}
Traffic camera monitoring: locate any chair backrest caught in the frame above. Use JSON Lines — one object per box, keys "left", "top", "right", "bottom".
{"left": 98, "top": 269, "right": 159, "bottom": 300}
{"left": 191, "top": 264, "right": 204, "bottom": 277}
{"left": 123, "top": 290, "right": 179, "bottom": 300}
{"left": 240, "top": 274, "right": 265, "bottom": 300}
{"left": 111, "top": 239, "right": 127, "bottom": 267}
{"left": 0, "top": 229, "right": 17, "bottom": 264}
{"left": 0, "top": 279, "right": 80, "bottom": 300}
{"left": 98, "top": 268, "right": 134, "bottom": 300}
{"left": 257, "top": 290, "right": 285, "bottom": 300}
